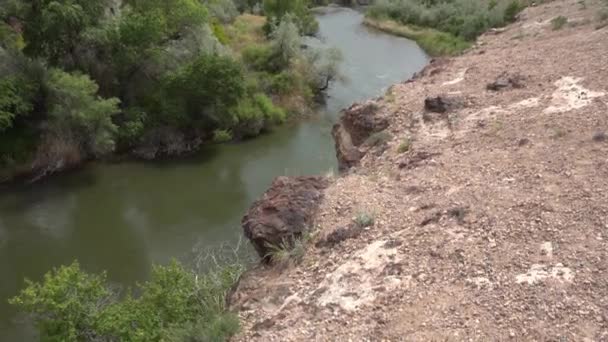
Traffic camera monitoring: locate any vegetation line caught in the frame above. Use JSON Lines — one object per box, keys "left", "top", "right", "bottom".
{"left": 364, "top": 0, "right": 525, "bottom": 56}
{"left": 363, "top": 17, "right": 470, "bottom": 56}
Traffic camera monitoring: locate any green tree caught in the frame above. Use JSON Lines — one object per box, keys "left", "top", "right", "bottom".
{"left": 163, "top": 54, "right": 245, "bottom": 128}
{"left": 8, "top": 262, "right": 109, "bottom": 341}
{"left": 0, "top": 76, "right": 34, "bottom": 131}
{"left": 263, "top": 0, "right": 318, "bottom": 35}
{"left": 10, "top": 260, "right": 243, "bottom": 341}
{"left": 20, "top": 0, "right": 111, "bottom": 64}
{"left": 270, "top": 14, "right": 301, "bottom": 67}
{"left": 47, "top": 69, "right": 120, "bottom": 156}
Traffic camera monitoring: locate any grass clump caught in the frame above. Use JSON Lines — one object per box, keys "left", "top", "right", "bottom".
{"left": 551, "top": 16, "right": 568, "bottom": 30}
{"left": 354, "top": 211, "right": 375, "bottom": 228}
{"left": 364, "top": 130, "right": 393, "bottom": 147}
{"left": 265, "top": 235, "right": 309, "bottom": 269}
{"left": 213, "top": 129, "right": 233, "bottom": 143}
{"left": 398, "top": 137, "right": 411, "bottom": 153}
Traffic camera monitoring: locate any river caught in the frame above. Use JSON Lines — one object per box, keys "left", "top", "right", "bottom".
{"left": 0, "top": 7, "right": 428, "bottom": 340}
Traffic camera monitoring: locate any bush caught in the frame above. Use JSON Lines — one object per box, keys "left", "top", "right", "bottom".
{"left": 116, "top": 108, "right": 147, "bottom": 148}
{"left": 212, "top": 20, "right": 230, "bottom": 44}
{"left": 265, "top": 236, "right": 307, "bottom": 268}
{"left": 10, "top": 260, "right": 243, "bottom": 341}
{"left": 354, "top": 211, "right": 375, "bottom": 228}
{"left": 163, "top": 54, "right": 245, "bottom": 128}
{"left": 263, "top": 0, "right": 319, "bottom": 36}
{"left": 47, "top": 69, "right": 120, "bottom": 156}
{"left": 398, "top": 137, "right": 411, "bottom": 153}
{"left": 364, "top": 130, "right": 392, "bottom": 147}
{"left": 270, "top": 15, "right": 302, "bottom": 67}
{"left": 233, "top": 92, "right": 286, "bottom": 137}
{"left": 253, "top": 93, "right": 287, "bottom": 123}
{"left": 213, "top": 129, "right": 233, "bottom": 143}
{"left": 242, "top": 44, "right": 281, "bottom": 72}
{"left": 0, "top": 76, "right": 34, "bottom": 131}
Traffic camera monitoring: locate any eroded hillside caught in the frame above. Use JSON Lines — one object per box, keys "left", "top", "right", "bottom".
{"left": 232, "top": 0, "right": 608, "bottom": 340}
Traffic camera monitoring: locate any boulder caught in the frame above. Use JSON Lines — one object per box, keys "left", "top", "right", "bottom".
{"left": 487, "top": 72, "right": 525, "bottom": 91}
{"left": 242, "top": 176, "right": 329, "bottom": 260}
{"left": 332, "top": 102, "right": 389, "bottom": 171}
{"left": 424, "top": 95, "right": 463, "bottom": 113}
{"left": 332, "top": 124, "right": 364, "bottom": 172}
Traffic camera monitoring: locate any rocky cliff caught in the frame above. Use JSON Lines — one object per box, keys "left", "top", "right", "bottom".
{"left": 234, "top": 0, "right": 608, "bottom": 340}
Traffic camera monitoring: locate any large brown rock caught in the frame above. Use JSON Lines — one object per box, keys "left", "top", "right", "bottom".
{"left": 331, "top": 102, "right": 388, "bottom": 172}
{"left": 242, "top": 176, "right": 329, "bottom": 260}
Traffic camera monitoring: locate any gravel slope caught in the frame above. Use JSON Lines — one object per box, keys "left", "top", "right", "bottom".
{"left": 232, "top": 1, "right": 608, "bottom": 340}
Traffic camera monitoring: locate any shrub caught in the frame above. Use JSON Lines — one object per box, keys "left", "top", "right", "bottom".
{"left": 551, "top": 16, "right": 568, "bottom": 30}
{"left": 233, "top": 93, "right": 286, "bottom": 137}
{"left": 263, "top": 0, "right": 319, "bottom": 36}
{"left": 354, "top": 211, "right": 375, "bottom": 228}
{"left": 8, "top": 262, "right": 109, "bottom": 341}
{"left": 242, "top": 44, "right": 281, "bottom": 72}
{"left": 10, "top": 260, "right": 243, "bottom": 341}
{"left": 398, "top": 137, "right": 411, "bottom": 153}
{"left": 253, "top": 93, "right": 287, "bottom": 123}
{"left": 47, "top": 69, "right": 120, "bottom": 156}
{"left": 364, "top": 130, "right": 392, "bottom": 147}
{"left": 116, "top": 108, "right": 147, "bottom": 148}
{"left": 0, "top": 124, "right": 39, "bottom": 168}
{"left": 163, "top": 54, "right": 245, "bottom": 128}
{"left": 270, "top": 14, "right": 302, "bottom": 67}
{"left": 213, "top": 129, "right": 233, "bottom": 143}
{"left": 0, "top": 76, "right": 35, "bottom": 131}
{"left": 265, "top": 236, "right": 307, "bottom": 268}
{"left": 211, "top": 20, "right": 230, "bottom": 44}
{"left": 206, "top": 0, "right": 239, "bottom": 24}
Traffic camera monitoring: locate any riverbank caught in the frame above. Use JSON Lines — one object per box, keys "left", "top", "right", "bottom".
{"left": 363, "top": 17, "right": 470, "bottom": 56}
{"left": 233, "top": 0, "right": 608, "bottom": 340}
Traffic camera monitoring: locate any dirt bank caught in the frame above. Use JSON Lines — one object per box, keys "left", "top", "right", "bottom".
{"left": 232, "top": 0, "right": 608, "bottom": 340}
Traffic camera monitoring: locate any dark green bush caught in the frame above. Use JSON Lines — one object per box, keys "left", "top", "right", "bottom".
{"left": 162, "top": 54, "right": 245, "bottom": 129}
{"left": 10, "top": 260, "right": 243, "bottom": 341}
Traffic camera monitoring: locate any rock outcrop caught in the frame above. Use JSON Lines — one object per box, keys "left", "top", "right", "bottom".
{"left": 486, "top": 72, "right": 525, "bottom": 91}
{"left": 331, "top": 102, "right": 388, "bottom": 171}
{"left": 242, "top": 176, "right": 329, "bottom": 260}
{"left": 424, "top": 95, "right": 463, "bottom": 113}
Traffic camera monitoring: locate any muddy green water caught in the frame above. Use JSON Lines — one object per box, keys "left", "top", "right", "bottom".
{"left": 0, "top": 7, "right": 428, "bottom": 340}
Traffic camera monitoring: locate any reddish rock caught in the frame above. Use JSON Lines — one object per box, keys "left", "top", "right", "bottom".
{"left": 332, "top": 102, "right": 388, "bottom": 172}
{"left": 242, "top": 176, "right": 329, "bottom": 260}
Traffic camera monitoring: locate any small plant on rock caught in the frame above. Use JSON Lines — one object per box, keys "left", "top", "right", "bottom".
{"left": 354, "top": 211, "right": 375, "bottom": 228}
{"left": 398, "top": 137, "right": 411, "bottom": 153}
{"left": 364, "top": 131, "right": 392, "bottom": 147}
{"left": 265, "top": 236, "right": 307, "bottom": 269}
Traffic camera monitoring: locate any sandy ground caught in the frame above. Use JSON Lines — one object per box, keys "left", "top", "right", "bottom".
{"left": 232, "top": 0, "right": 608, "bottom": 340}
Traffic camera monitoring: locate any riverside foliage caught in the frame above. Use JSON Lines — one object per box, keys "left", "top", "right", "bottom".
{"left": 10, "top": 260, "right": 244, "bottom": 341}
{"left": 366, "top": 0, "right": 524, "bottom": 55}
{"left": 0, "top": 0, "right": 336, "bottom": 180}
